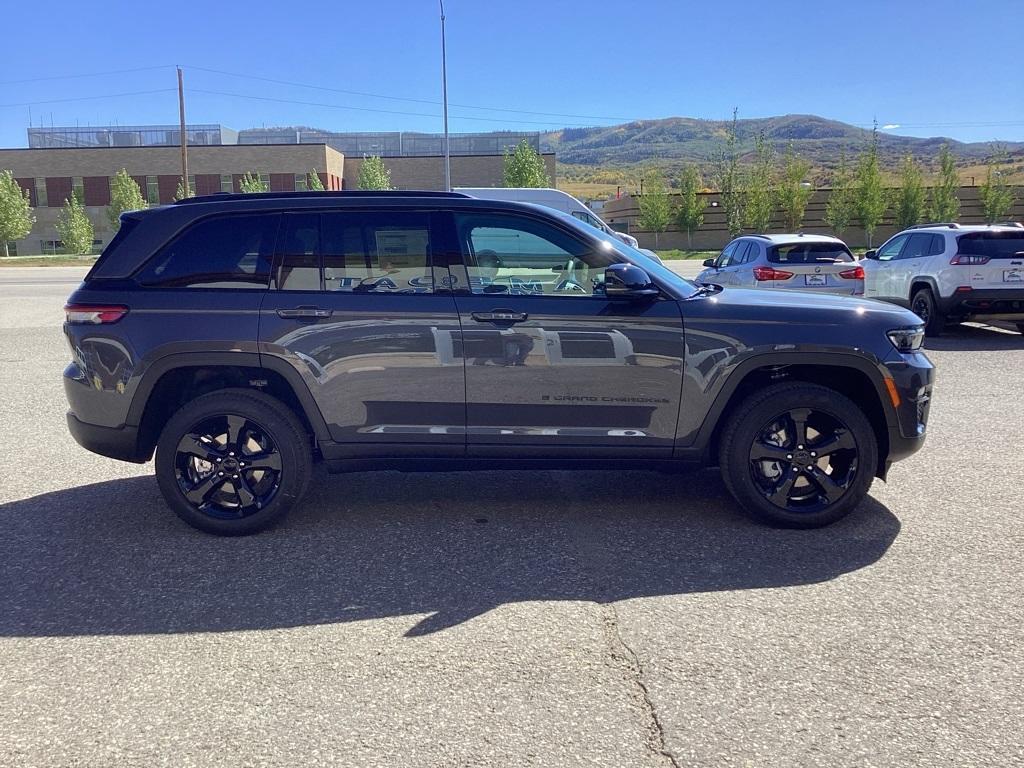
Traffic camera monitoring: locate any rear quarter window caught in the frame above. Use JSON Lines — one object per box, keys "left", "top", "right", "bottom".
{"left": 768, "top": 242, "right": 853, "bottom": 263}
{"left": 957, "top": 232, "right": 1024, "bottom": 259}
{"left": 137, "top": 213, "right": 280, "bottom": 288}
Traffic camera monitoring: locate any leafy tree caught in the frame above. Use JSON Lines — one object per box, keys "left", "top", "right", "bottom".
{"left": 307, "top": 169, "right": 325, "bottom": 191}
{"left": 929, "top": 144, "right": 960, "bottom": 222}
{"left": 357, "top": 156, "right": 393, "bottom": 191}
{"left": 503, "top": 139, "right": 549, "bottom": 187}
{"left": 855, "top": 125, "right": 888, "bottom": 247}
{"left": 979, "top": 150, "right": 1015, "bottom": 223}
{"left": 744, "top": 132, "right": 774, "bottom": 232}
{"left": 107, "top": 168, "right": 147, "bottom": 232}
{"left": 714, "top": 108, "right": 744, "bottom": 238}
{"left": 56, "top": 194, "right": 94, "bottom": 255}
{"left": 238, "top": 172, "right": 268, "bottom": 194}
{"left": 778, "top": 145, "right": 813, "bottom": 230}
{"left": 174, "top": 177, "right": 194, "bottom": 201}
{"left": 0, "top": 170, "right": 35, "bottom": 258}
{"left": 675, "top": 164, "right": 705, "bottom": 248}
{"left": 894, "top": 155, "right": 926, "bottom": 229}
{"left": 825, "top": 152, "right": 856, "bottom": 236}
{"left": 637, "top": 168, "right": 672, "bottom": 247}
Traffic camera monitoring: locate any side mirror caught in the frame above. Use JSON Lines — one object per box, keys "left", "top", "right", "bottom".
{"left": 863, "top": 250, "right": 878, "bottom": 260}
{"left": 702, "top": 258, "right": 716, "bottom": 268}
{"left": 604, "top": 263, "right": 659, "bottom": 300}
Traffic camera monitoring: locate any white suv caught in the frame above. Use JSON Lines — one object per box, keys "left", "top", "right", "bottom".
{"left": 862, "top": 223, "right": 1024, "bottom": 336}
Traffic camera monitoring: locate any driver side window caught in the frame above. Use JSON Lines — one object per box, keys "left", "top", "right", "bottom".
{"left": 717, "top": 241, "right": 740, "bottom": 268}
{"left": 877, "top": 234, "right": 909, "bottom": 261}
{"left": 456, "top": 212, "right": 614, "bottom": 297}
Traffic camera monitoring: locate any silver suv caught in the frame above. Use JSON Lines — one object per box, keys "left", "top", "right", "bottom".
{"left": 697, "top": 234, "right": 863, "bottom": 295}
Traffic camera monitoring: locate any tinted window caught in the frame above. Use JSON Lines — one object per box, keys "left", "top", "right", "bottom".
{"left": 739, "top": 242, "right": 759, "bottom": 264}
{"left": 456, "top": 212, "right": 610, "bottom": 297}
{"left": 138, "top": 214, "right": 279, "bottom": 288}
{"left": 876, "top": 234, "right": 909, "bottom": 261}
{"left": 276, "top": 213, "right": 321, "bottom": 291}
{"left": 957, "top": 232, "right": 1024, "bottom": 259}
{"left": 768, "top": 242, "right": 854, "bottom": 264}
{"left": 929, "top": 234, "right": 946, "bottom": 256}
{"left": 717, "top": 241, "right": 740, "bottom": 267}
{"left": 900, "top": 233, "right": 933, "bottom": 259}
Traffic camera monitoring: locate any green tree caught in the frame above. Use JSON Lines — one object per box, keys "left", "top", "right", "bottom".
{"left": 107, "top": 168, "right": 147, "bottom": 232}
{"left": 744, "top": 132, "right": 774, "bottom": 232}
{"left": 675, "top": 164, "right": 705, "bottom": 248}
{"left": 777, "top": 145, "right": 813, "bottom": 230}
{"left": 0, "top": 170, "right": 35, "bottom": 258}
{"left": 637, "top": 168, "right": 672, "bottom": 247}
{"left": 55, "top": 194, "right": 94, "bottom": 255}
{"left": 238, "top": 172, "right": 268, "bottom": 194}
{"left": 714, "top": 108, "right": 744, "bottom": 238}
{"left": 503, "top": 139, "right": 549, "bottom": 187}
{"left": 173, "top": 177, "right": 194, "bottom": 201}
{"left": 825, "top": 152, "right": 856, "bottom": 236}
{"left": 855, "top": 125, "right": 888, "bottom": 246}
{"left": 979, "top": 151, "right": 1015, "bottom": 223}
{"left": 894, "top": 155, "right": 926, "bottom": 229}
{"left": 929, "top": 144, "right": 960, "bottom": 222}
{"left": 307, "top": 169, "right": 325, "bottom": 191}
{"left": 357, "top": 156, "right": 392, "bottom": 191}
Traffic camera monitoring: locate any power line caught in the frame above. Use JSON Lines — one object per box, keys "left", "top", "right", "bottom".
{"left": 0, "top": 65, "right": 172, "bottom": 85}
{"left": 0, "top": 89, "right": 178, "bottom": 109}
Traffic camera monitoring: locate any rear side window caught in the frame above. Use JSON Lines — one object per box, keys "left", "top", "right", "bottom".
{"left": 85, "top": 216, "right": 141, "bottom": 280}
{"left": 929, "top": 234, "right": 946, "bottom": 255}
{"left": 957, "top": 232, "right": 1024, "bottom": 259}
{"left": 137, "top": 213, "right": 279, "bottom": 288}
{"left": 768, "top": 242, "right": 853, "bottom": 264}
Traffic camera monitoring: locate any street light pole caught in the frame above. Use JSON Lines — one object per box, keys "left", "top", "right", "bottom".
{"left": 439, "top": 0, "right": 451, "bottom": 192}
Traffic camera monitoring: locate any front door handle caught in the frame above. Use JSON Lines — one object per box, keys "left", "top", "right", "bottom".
{"left": 277, "top": 306, "right": 333, "bottom": 319}
{"left": 471, "top": 310, "right": 528, "bottom": 324}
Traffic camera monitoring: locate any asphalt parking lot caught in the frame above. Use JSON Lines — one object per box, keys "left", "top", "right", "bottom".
{"left": 1, "top": 266, "right": 1022, "bottom": 767}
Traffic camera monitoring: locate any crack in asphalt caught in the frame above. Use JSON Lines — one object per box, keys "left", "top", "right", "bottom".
{"left": 601, "top": 603, "right": 681, "bottom": 768}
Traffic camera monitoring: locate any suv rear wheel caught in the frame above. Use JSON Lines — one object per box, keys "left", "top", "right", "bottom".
{"left": 719, "top": 383, "right": 877, "bottom": 528}
{"left": 155, "top": 388, "right": 312, "bottom": 535}
{"left": 911, "top": 287, "right": 945, "bottom": 337}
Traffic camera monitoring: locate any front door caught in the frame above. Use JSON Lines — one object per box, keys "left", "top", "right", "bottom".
{"left": 446, "top": 210, "right": 686, "bottom": 457}
{"left": 258, "top": 209, "right": 465, "bottom": 455}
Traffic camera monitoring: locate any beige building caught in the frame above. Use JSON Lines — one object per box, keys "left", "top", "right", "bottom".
{"left": 0, "top": 144, "right": 555, "bottom": 255}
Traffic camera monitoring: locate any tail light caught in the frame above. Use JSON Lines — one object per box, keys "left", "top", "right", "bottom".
{"left": 839, "top": 266, "right": 865, "bottom": 280}
{"left": 64, "top": 304, "right": 128, "bottom": 324}
{"left": 753, "top": 267, "right": 794, "bottom": 281}
{"left": 950, "top": 254, "right": 989, "bottom": 265}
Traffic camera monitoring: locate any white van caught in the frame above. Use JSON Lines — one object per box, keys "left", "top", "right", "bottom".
{"left": 456, "top": 187, "right": 642, "bottom": 250}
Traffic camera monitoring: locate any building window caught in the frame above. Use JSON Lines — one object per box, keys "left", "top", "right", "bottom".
{"left": 259, "top": 174, "right": 270, "bottom": 190}
{"left": 188, "top": 175, "right": 196, "bottom": 195}
{"left": 35, "top": 178, "right": 48, "bottom": 207}
{"left": 72, "top": 177, "right": 84, "bottom": 202}
{"left": 221, "top": 174, "right": 233, "bottom": 193}
{"left": 146, "top": 176, "right": 159, "bottom": 204}
{"left": 41, "top": 239, "right": 63, "bottom": 255}
{"left": 294, "top": 173, "right": 307, "bottom": 192}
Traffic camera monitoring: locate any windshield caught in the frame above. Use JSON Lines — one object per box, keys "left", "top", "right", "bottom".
{"left": 545, "top": 208, "right": 699, "bottom": 295}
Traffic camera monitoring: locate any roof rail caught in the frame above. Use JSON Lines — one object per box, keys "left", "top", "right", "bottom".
{"left": 173, "top": 190, "right": 471, "bottom": 205}
{"left": 907, "top": 222, "right": 961, "bottom": 229}
{"left": 993, "top": 221, "right": 1024, "bottom": 229}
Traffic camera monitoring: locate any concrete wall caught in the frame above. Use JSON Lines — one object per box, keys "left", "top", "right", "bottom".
{"left": 343, "top": 153, "right": 556, "bottom": 190}
{"left": 602, "top": 186, "right": 1024, "bottom": 251}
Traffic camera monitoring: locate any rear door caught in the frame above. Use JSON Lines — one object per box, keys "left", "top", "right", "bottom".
{"left": 258, "top": 208, "right": 465, "bottom": 455}
{"left": 445, "top": 209, "right": 686, "bottom": 456}
{"left": 955, "top": 231, "right": 1024, "bottom": 288}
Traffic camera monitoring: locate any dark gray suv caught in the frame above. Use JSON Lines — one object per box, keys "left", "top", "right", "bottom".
{"left": 64, "top": 191, "right": 934, "bottom": 534}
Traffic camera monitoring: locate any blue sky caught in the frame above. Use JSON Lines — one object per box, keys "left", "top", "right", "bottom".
{"left": 2, "top": 0, "right": 1022, "bottom": 148}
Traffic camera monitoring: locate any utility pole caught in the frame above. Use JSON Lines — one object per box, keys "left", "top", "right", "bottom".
{"left": 177, "top": 67, "right": 189, "bottom": 196}
{"left": 439, "top": 0, "right": 451, "bottom": 192}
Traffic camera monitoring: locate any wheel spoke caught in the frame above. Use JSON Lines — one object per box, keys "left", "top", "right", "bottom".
{"left": 810, "top": 429, "right": 855, "bottom": 457}
{"left": 246, "top": 451, "right": 281, "bottom": 471}
{"left": 767, "top": 473, "right": 798, "bottom": 505}
{"left": 789, "top": 408, "right": 810, "bottom": 448}
{"left": 226, "top": 414, "right": 246, "bottom": 451}
{"left": 233, "top": 475, "right": 257, "bottom": 509}
{"left": 185, "top": 474, "right": 225, "bottom": 505}
{"left": 176, "top": 433, "right": 222, "bottom": 463}
{"left": 750, "top": 441, "right": 791, "bottom": 462}
{"left": 807, "top": 467, "right": 847, "bottom": 502}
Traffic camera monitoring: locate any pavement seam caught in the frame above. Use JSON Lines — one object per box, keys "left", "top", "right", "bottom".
{"left": 600, "top": 602, "right": 681, "bottom": 768}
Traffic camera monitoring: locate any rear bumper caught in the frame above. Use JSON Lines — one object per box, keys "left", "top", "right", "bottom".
{"left": 939, "top": 288, "right": 1024, "bottom": 319}
{"left": 66, "top": 412, "right": 149, "bottom": 463}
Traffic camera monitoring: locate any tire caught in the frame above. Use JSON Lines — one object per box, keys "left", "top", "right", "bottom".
{"left": 911, "top": 287, "right": 945, "bottom": 337}
{"left": 155, "top": 388, "right": 312, "bottom": 535}
{"left": 718, "top": 382, "right": 878, "bottom": 529}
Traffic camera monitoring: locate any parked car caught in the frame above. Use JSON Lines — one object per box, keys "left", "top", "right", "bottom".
{"left": 63, "top": 191, "right": 933, "bottom": 535}
{"left": 862, "top": 223, "right": 1024, "bottom": 336}
{"left": 696, "top": 234, "right": 864, "bottom": 295}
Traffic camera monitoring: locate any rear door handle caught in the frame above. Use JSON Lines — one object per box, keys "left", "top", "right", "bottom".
{"left": 277, "top": 306, "right": 332, "bottom": 319}
{"left": 471, "top": 310, "right": 528, "bottom": 324}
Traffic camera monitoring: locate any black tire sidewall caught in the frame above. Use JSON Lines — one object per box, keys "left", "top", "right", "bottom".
{"left": 720, "top": 383, "right": 878, "bottom": 529}
{"left": 155, "top": 389, "right": 311, "bottom": 535}
{"left": 912, "top": 288, "right": 944, "bottom": 336}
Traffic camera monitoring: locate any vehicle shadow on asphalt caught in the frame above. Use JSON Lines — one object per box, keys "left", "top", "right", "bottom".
{"left": 0, "top": 468, "right": 900, "bottom": 638}
{"left": 924, "top": 323, "right": 1024, "bottom": 352}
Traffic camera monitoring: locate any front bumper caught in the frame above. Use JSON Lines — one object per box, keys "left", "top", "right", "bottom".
{"left": 939, "top": 288, "right": 1024, "bottom": 319}
{"left": 880, "top": 351, "right": 934, "bottom": 474}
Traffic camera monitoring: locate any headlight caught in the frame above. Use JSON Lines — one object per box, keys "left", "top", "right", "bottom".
{"left": 887, "top": 327, "right": 924, "bottom": 353}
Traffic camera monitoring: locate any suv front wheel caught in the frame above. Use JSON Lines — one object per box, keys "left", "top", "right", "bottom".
{"left": 719, "top": 383, "right": 878, "bottom": 528}
{"left": 155, "top": 388, "right": 312, "bottom": 535}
